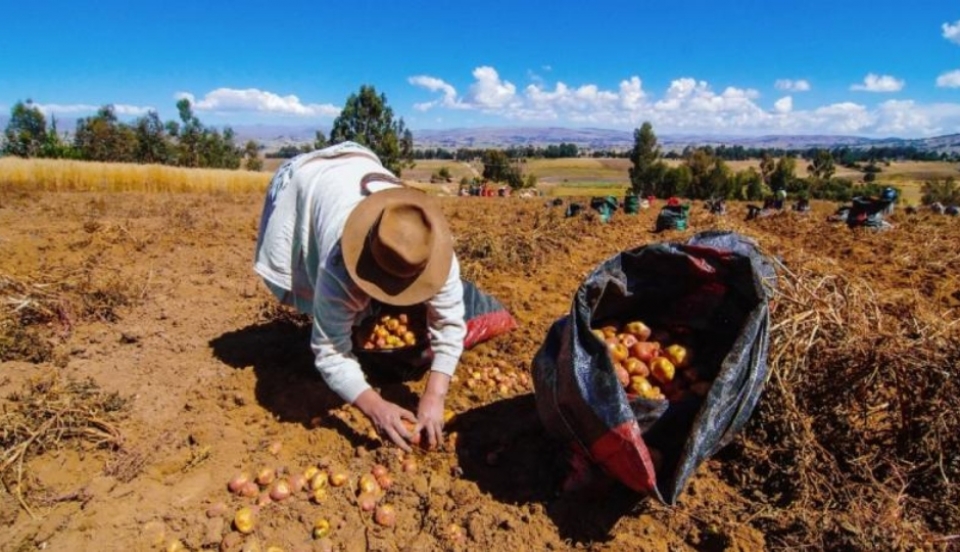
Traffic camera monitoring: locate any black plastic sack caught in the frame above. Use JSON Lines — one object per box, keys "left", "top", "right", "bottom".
{"left": 564, "top": 203, "right": 583, "bottom": 218}
{"left": 532, "top": 231, "right": 776, "bottom": 503}
{"left": 655, "top": 204, "right": 690, "bottom": 232}
{"left": 847, "top": 197, "right": 891, "bottom": 228}
{"left": 590, "top": 196, "right": 619, "bottom": 223}
{"left": 352, "top": 280, "right": 517, "bottom": 381}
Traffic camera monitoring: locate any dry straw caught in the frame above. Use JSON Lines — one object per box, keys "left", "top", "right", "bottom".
{"left": 0, "top": 375, "right": 127, "bottom": 518}
{"left": 0, "top": 158, "right": 270, "bottom": 193}
{"left": 719, "top": 210, "right": 960, "bottom": 547}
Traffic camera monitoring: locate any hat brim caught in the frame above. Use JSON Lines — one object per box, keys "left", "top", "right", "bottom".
{"left": 341, "top": 187, "right": 453, "bottom": 306}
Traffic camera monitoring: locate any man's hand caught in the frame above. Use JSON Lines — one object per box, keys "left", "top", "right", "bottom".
{"left": 416, "top": 372, "right": 452, "bottom": 450}
{"left": 353, "top": 389, "right": 416, "bottom": 452}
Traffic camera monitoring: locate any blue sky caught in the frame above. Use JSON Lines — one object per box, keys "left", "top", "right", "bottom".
{"left": 2, "top": 0, "right": 959, "bottom": 138}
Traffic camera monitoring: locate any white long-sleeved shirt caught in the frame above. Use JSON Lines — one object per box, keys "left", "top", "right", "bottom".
{"left": 254, "top": 142, "right": 466, "bottom": 402}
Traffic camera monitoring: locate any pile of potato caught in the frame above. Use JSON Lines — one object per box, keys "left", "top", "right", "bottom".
{"left": 360, "top": 313, "right": 417, "bottom": 350}
{"left": 592, "top": 320, "right": 711, "bottom": 402}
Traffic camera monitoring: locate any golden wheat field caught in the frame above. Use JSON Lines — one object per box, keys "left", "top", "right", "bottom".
{"left": 1, "top": 159, "right": 959, "bottom": 551}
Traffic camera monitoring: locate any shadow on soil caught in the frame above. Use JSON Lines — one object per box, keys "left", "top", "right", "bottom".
{"left": 208, "top": 319, "right": 422, "bottom": 444}
{"left": 210, "top": 319, "right": 647, "bottom": 543}
{"left": 450, "top": 394, "right": 647, "bottom": 544}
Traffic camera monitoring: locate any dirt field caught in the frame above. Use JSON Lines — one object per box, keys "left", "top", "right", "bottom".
{"left": 2, "top": 189, "right": 959, "bottom": 551}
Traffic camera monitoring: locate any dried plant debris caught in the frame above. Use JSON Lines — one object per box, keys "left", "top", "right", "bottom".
{"left": 718, "top": 250, "right": 960, "bottom": 548}
{"left": 1, "top": 374, "right": 128, "bottom": 517}
{"left": 0, "top": 271, "right": 142, "bottom": 362}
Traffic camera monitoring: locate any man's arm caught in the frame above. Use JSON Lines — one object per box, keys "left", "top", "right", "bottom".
{"left": 417, "top": 256, "right": 466, "bottom": 448}
{"left": 311, "top": 259, "right": 417, "bottom": 451}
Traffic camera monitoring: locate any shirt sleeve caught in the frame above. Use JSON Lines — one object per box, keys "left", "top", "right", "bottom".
{"left": 310, "top": 249, "right": 371, "bottom": 404}
{"left": 426, "top": 256, "right": 466, "bottom": 377}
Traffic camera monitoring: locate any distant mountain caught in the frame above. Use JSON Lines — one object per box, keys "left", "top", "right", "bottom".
{"left": 3, "top": 115, "right": 958, "bottom": 154}
{"left": 866, "top": 133, "right": 960, "bottom": 152}
{"left": 413, "top": 127, "right": 635, "bottom": 149}
{"left": 231, "top": 124, "right": 320, "bottom": 147}
{"left": 239, "top": 124, "right": 913, "bottom": 152}
{"left": 411, "top": 127, "right": 950, "bottom": 152}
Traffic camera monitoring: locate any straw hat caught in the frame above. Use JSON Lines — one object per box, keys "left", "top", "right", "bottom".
{"left": 341, "top": 188, "right": 453, "bottom": 306}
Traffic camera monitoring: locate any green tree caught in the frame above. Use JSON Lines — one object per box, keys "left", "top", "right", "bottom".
{"left": 862, "top": 159, "right": 882, "bottom": 183}
{"left": 175, "top": 98, "right": 203, "bottom": 167}
{"left": 40, "top": 116, "right": 73, "bottom": 158}
{"left": 628, "top": 122, "right": 666, "bottom": 195}
{"left": 199, "top": 127, "right": 241, "bottom": 169}
{"left": 659, "top": 165, "right": 692, "bottom": 198}
{"left": 313, "top": 130, "right": 328, "bottom": 150}
{"left": 759, "top": 152, "right": 775, "bottom": 189}
{"left": 74, "top": 105, "right": 137, "bottom": 162}
{"left": 807, "top": 149, "right": 836, "bottom": 181}
{"left": 707, "top": 158, "right": 734, "bottom": 199}
{"left": 770, "top": 156, "right": 797, "bottom": 193}
{"left": 684, "top": 147, "right": 716, "bottom": 199}
{"left": 3, "top": 100, "right": 48, "bottom": 157}
{"left": 740, "top": 167, "right": 766, "bottom": 200}
{"left": 133, "top": 111, "right": 172, "bottom": 164}
{"left": 481, "top": 149, "right": 523, "bottom": 188}
{"left": 921, "top": 177, "right": 960, "bottom": 205}
{"left": 329, "top": 85, "right": 414, "bottom": 175}
{"left": 244, "top": 140, "right": 263, "bottom": 171}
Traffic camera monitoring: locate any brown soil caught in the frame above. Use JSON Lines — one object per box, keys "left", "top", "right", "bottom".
{"left": 1, "top": 191, "right": 958, "bottom": 552}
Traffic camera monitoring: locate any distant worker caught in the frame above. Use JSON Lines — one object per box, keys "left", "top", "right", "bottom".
{"left": 706, "top": 198, "right": 726, "bottom": 215}
{"left": 773, "top": 189, "right": 787, "bottom": 210}
{"left": 846, "top": 193, "right": 895, "bottom": 231}
{"left": 655, "top": 197, "right": 690, "bottom": 231}
{"left": 881, "top": 187, "right": 898, "bottom": 214}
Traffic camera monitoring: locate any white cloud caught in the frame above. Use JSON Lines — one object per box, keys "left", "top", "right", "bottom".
{"left": 31, "top": 103, "right": 154, "bottom": 117}
{"left": 808, "top": 102, "right": 875, "bottom": 132}
{"left": 408, "top": 76, "right": 465, "bottom": 111}
{"left": 466, "top": 66, "right": 518, "bottom": 109}
{"left": 874, "top": 100, "right": 933, "bottom": 135}
{"left": 775, "top": 79, "right": 811, "bottom": 92}
{"left": 937, "top": 69, "right": 960, "bottom": 88}
{"left": 619, "top": 77, "right": 645, "bottom": 111}
{"left": 33, "top": 103, "right": 155, "bottom": 117}
{"left": 114, "top": 104, "right": 154, "bottom": 116}
{"left": 175, "top": 88, "right": 340, "bottom": 117}
{"left": 407, "top": 65, "right": 960, "bottom": 137}
{"left": 850, "top": 73, "right": 905, "bottom": 92}
{"left": 34, "top": 103, "right": 98, "bottom": 114}
{"left": 774, "top": 96, "right": 793, "bottom": 113}
{"left": 944, "top": 19, "right": 960, "bottom": 44}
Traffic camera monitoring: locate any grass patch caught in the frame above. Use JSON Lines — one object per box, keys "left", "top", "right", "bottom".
{"left": 544, "top": 183, "right": 630, "bottom": 197}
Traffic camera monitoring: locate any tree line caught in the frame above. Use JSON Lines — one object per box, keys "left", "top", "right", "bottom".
{"left": 626, "top": 122, "right": 903, "bottom": 202}
{"left": 3, "top": 89, "right": 955, "bottom": 203}
{"left": 2, "top": 99, "right": 255, "bottom": 170}
{"left": 412, "top": 143, "right": 956, "bottom": 164}
{"left": 1, "top": 85, "right": 416, "bottom": 175}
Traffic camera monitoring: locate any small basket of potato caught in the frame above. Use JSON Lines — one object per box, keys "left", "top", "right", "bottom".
{"left": 352, "top": 303, "right": 432, "bottom": 382}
